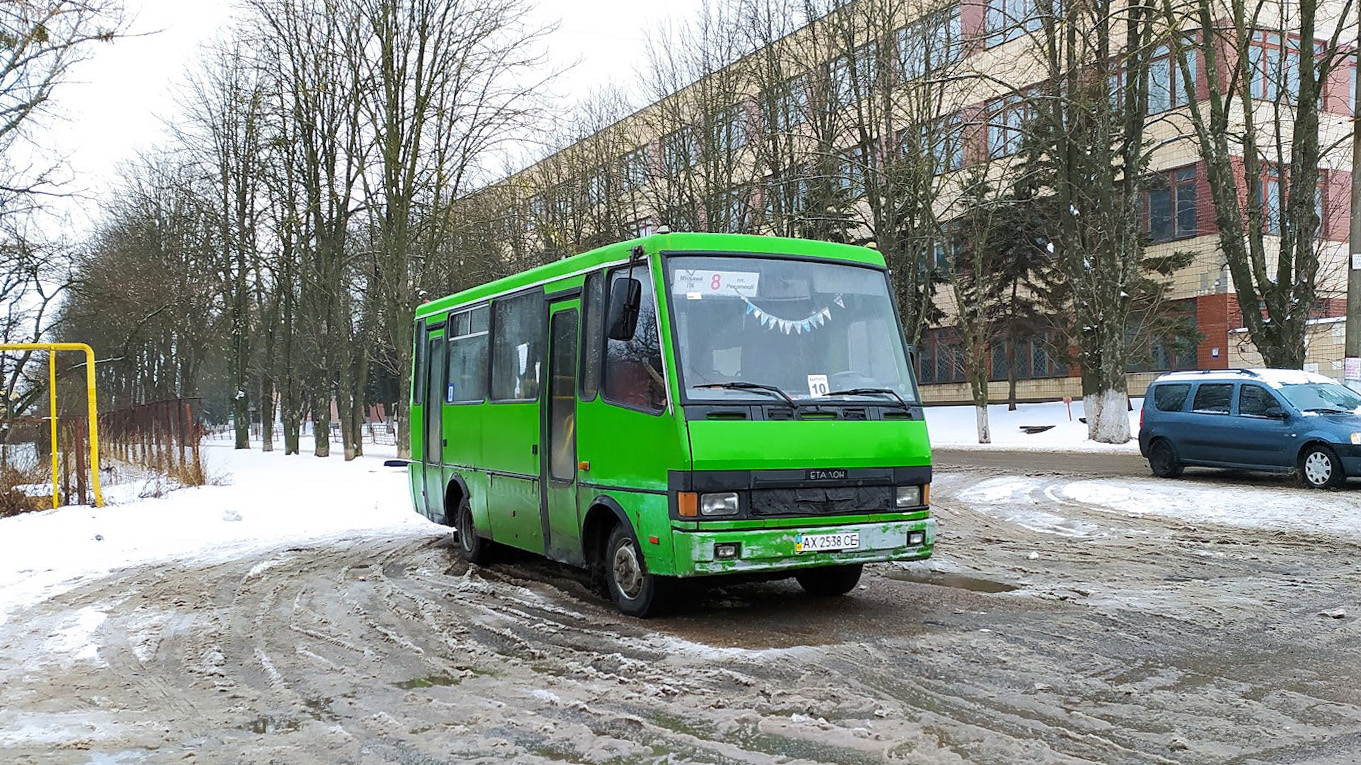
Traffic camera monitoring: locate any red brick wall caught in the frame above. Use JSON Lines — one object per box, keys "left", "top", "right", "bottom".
{"left": 1324, "top": 169, "right": 1351, "bottom": 241}
{"left": 1322, "top": 55, "right": 1354, "bottom": 115}
{"left": 1195, "top": 293, "right": 1233, "bottom": 369}
{"left": 960, "top": 1, "right": 986, "bottom": 50}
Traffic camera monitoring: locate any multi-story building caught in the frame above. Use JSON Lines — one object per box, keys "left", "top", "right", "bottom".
{"left": 460, "top": 0, "right": 1355, "bottom": 403}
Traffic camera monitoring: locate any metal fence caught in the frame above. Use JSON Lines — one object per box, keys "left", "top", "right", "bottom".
{"left": 99, "top": 398, "right": 205, "bottom": 485}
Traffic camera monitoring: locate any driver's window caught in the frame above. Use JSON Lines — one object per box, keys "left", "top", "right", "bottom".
{"left": 1237, "top": 384, "right": 1278, "bottom": 417}
{"left": 603, "top": 268, "right": 666, "bottom": 412}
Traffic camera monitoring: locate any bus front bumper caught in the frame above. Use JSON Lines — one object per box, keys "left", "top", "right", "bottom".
{"left": 670, "top": 518, "right": 937, "bottom": 576}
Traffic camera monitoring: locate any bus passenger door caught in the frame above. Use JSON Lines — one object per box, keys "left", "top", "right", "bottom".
{"left": 422, "top": 328, "right": 447, "bottom": 522}
{"left": 542, "top": 302, "right": 580, "bottom": 562}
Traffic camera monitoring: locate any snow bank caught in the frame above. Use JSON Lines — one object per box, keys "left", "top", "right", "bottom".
{"left": 924, "top": 398, "right": 1143, "bottom": 452}
{"left": 0, "top": 440, "right": 442, "bottom": 626}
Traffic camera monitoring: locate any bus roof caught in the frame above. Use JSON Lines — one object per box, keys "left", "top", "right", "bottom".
{"left": 415, "top": 232, "right": 885, "bottom": 319}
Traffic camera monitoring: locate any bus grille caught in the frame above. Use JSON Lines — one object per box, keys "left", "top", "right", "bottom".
{"left": 748, "top": 486, "right": 894, "bottom": 517}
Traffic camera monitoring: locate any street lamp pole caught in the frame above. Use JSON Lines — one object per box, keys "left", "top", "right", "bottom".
{"left": 1347, "top": 10, "right": 1361, "bottom": 391}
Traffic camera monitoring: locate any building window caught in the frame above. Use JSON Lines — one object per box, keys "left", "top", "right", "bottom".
{"left": 1261, "top": 167, "right": 1282, "bottom": 235}
{"left": 1350, "top": 54, "right": 1357, "bottom": 114}
{"left": 830, "top": 54, "right": 852, "bottom": 108}
{"left": 1147, "top": 43, "right": 1197, "bottom": 112}
{"left": 1249, "top": 30, "right": 1300, "bottom": 103}
{"left": 585, "top": 171, "right": 606, "bottom": 206}
{"left": 446, "top": 305, "right": 490, "bottom": 403}
{"left": 1145, "top": 166, "right": 1197, "bottom": 242}
{"left": 490, "top": 290, "right": 545, "bottom": 401}
{"left": 662, "top": 129, "right": 694, "bottom": 176}
{"left": 855, "top": 42, "right": 878, "bottom": 97}
{"left": 899, "top": 6, "right": 963, "bottom": 81}
{"left": 769, "top": 75, "right": 808, "bottom": 132}
{"left": 987, "top": 94, "right": 1028, "bottom": 158}
{"left": 1125, "top": 304, "right": 1198, "bottom": 373}
{"left": 837, "top": 143, "right": 869, "bottom": 197}
{"left": 917, "top": 330, "right": 966, "bottom": 384}
{"left": 765, "top": 171, "right": 809, "bottom": 222}
{"left": 711, "top": 187, "right": 751, "bottom": 233}
{"left": 989, "top": 334, "right": 1063, "bottom": 381}
{"left": 986, "top": 0, "right": 1043, "bottom": 47}
{"left": 926, "top": 112, "right": 963, "bottom": 172}
{"left": 712, "top": 103, "right": 747, "bottom": 153}
{"left": 622, "top": 148, "right": 649, "bottom": 188}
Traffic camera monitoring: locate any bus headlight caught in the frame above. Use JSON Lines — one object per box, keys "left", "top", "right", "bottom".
{"left": 896, "top": 486, "right": 923, "bottom": 508}
{"left": 700, "top": 492, "right": 740, "bottom": 516}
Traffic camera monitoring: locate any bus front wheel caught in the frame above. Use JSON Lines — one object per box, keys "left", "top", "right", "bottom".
{"left": 456, "top": 498, "right": 493, "bottom": 565}
{"left": 795, "top": 564, "right": 863, "bottom": 597}
{"left": 604, "top": 524, "right": 664, "bottom": 617}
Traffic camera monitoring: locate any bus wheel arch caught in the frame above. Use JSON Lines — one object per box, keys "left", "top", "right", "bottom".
{"left": 581, "top": 497, "right": 629, "bottom": 582}
{"left": 442, "top": 475, "right": 470, "bottom": 527}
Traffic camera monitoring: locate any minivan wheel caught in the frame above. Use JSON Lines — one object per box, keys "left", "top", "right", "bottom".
{"left": 1148, "top": 439, "right": 1184, "bottom": 479}
{"left": 1300, "top": 445, "right": 1344, "bottom": 489}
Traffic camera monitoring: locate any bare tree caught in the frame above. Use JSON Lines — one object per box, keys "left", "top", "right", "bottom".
{"left": 177, "top": 40, "right": 269, "bottom": 451}
{"left": 1161, "top": 0, "right": 1355, "bottom": 367}
{"left": 355, "top": 0, "right": 553, "bottom": 459}
{"left": 0, "top": 0, "right": 126, "bottom": 205}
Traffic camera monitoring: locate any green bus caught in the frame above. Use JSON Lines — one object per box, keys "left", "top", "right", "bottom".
{"left": 402, "top": 232, "right": 935, "bottom": 616}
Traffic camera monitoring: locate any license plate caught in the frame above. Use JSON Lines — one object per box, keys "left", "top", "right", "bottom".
{"left": 795, "top": 532, "right": 860, "bottom": 553}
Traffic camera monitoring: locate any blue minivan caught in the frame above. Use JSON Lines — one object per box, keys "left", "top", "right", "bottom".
{"left": 1139, "top": 369, "right": 1361, "bottom": 488}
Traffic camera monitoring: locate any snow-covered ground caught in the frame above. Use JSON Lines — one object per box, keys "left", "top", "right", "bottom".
{"left": 924, "top": 398, "right": 1143, "bottom": 452}
{"left": 0, "top": 439, "right": 443, "bottom": 628}
{"left": 953, "top": 473, "right": 1361, "bottom": 540}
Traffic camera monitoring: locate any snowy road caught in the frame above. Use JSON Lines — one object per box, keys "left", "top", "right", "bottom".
{"left": 4, "top": 457, "right": 1361, "bottom": 763}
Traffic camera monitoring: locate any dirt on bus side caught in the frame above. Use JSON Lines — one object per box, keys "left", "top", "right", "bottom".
{"left": 3, "top": 466, "right": 1361, "bottom": 764}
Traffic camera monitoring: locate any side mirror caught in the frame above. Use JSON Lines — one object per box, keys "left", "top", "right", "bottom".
{"left": 1265, "top": 406, "right": 1287, "bottom": 420}
{"left": 606, "top": 278, "right": 642, "bottom": 341}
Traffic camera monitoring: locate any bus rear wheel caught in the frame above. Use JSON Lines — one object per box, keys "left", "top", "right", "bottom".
{"left": 455, "top": 497, "right": 494, "bottom": 565}
{"left": 604, "top": 524, "right": 664, "bottom": 618}
{"left": 795, "top": 564, "right": 863, "bottom": 597}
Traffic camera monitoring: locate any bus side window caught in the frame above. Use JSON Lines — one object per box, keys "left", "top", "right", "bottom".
{"left": 491, "top": 291, "right": 545, "bottom": 401}
{"left": 447, "top": 305, "right": 489, "bottom": 403}
{"left": 413, "top": 320, "right": 428, "bottom": 404}
{"left": 581, "top": 272, "right": 604, "bottom": 401}
{"left": 603, "top": 268, "right": 665, "bottom": 412}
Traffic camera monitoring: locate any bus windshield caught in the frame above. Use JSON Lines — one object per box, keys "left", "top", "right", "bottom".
{"left": 667, "top": 254, "right": 918, "bottom": 404}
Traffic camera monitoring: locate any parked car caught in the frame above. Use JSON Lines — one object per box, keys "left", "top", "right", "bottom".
{"left": 1139, "top": 368, "right": 1361, "bottom": 488}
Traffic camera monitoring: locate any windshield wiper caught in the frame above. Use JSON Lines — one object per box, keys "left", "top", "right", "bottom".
{"left": 694, "top": 381, "right": 800, "bottom": 408}
{"left": 1303, "top": 407, "right": 1348, "bottom": 414}
{"left": 826, "top": 387, "right": 912, "bottom": 410}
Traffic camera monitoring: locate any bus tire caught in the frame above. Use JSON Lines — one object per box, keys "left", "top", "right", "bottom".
{"left": 794, "top": 564, "right": 863, "bottom": 597}
{"left": 604, "top": 523, "right": 664, "bottom": 617}
{"left": 455, "top": 497, "right": 494, "bottom": 565}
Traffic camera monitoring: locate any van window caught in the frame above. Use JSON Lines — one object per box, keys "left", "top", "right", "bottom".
{"left": 491, "top": 291, "right": 545, "bottom": 401}
{"left": 1152, "top": 383, "right": 1190, "bottom": 412}
{"left": 1238, "top": 384, "right": 1279, "bottom": 417}
{"left": 1191, "top": 383, "right": 1232, "bottom": 414}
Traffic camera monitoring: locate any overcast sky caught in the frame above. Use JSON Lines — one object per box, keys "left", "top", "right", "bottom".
{"left": 38, "top": 0, "right": 709, "bottom": 234}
